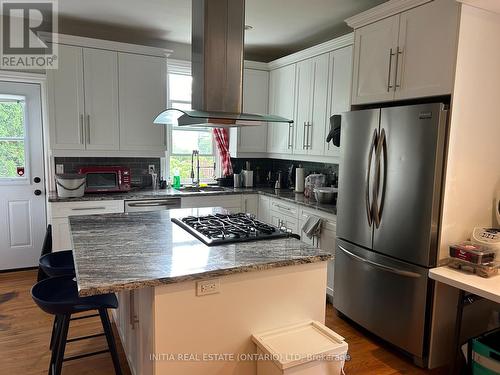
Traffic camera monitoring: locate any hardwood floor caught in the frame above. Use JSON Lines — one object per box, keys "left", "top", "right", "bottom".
{"left": 0, "top": 269, "right": 446, "bottom": 374}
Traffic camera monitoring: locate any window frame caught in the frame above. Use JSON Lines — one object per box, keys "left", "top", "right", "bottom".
{"left": 166, "top": 60, "right": 220, "bottom": 185}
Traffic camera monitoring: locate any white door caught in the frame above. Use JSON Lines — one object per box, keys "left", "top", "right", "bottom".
{"left": 0, "top": 81, "right": 46, "bottom": 270}
{"left": 308, "top": 53, "right": 330, "bottom": 156}
{"left": 351, "top": 14, "right": 400, "bottom": 105}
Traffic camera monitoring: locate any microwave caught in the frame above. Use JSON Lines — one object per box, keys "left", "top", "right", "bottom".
{"left": 78, "top": 166, "right": 131, "bottom": 193}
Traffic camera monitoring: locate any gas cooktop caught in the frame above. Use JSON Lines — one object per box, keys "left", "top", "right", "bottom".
{"left": 171, "top": 213, "right": 290, "bottom": 246}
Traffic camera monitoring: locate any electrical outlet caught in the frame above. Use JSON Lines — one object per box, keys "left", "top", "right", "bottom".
{"left": 56, "top": 164, "right": 64, "bottom": 174}
{"left": 148, "top": 165, "right": 155, "bottom": 174}
{"left": 196, "top": 279, "right": 220, "bottom": 296}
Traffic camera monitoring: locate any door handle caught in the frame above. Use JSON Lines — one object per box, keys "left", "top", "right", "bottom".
{"left": 302, "top": 122, "right": 307, "bottom": 149}
{"left": 387, "top": 48, "right": 396, "bottom": 92}
{"left": 306, "top": 122, "right": 312, "bottom": 149}
{"left": 34, "top": 189, "right": 42, "bottom": 196}
{"left": 86, "top": 115, "right": 91, "bottom": 144}
{"left": 127, "top": 201, "right": 179, "bottom": 207}
{"left": 338, "top": 245, "right": 421, "bottom": 278}
{"left": 373, "top": 128, "right": 387, "bottom": 229}
{"left": 71, "top": 206, "right": 106, "bottom": 211}
{"left": 394, "top": 47, "right": 403, "bottom": 90}
{"left": 79, "top": 114, "right": 85, "bottom": 144}
{"left": 288, "top": 123, "right": 293, "bottom": 149}
{"left": 365, "top": 128, "right": 378, "bottom": 227}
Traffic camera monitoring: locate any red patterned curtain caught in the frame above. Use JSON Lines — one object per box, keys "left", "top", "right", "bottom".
{"left": 213, "top": 128, "right": 233, "bottom": 176}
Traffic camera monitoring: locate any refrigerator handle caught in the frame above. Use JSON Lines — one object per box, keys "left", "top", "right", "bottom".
{"left": 338, "top": 244, "right": 421, "bottom": 278}
{"left": 365, "top": 128, "right": 378, "bottom": 227}
{"left": 373, "top": 128, "right": 387, "bottom": 228}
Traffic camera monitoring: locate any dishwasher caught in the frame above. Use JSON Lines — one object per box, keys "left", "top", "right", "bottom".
{"left": 124, "top": 198, "right": 181, "bottom": 212}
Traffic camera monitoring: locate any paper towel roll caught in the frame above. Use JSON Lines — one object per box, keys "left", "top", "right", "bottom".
{"left": 295, "top": 167, "right": 305, "bottom": 193}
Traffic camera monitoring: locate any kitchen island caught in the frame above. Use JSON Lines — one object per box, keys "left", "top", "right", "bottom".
{"left": 69, "top": 207, "right": 331, "bottom": 375}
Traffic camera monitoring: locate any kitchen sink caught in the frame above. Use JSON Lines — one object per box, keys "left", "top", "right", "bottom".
{"left": 176, "top": 186, "right": 227, "bottom": 193}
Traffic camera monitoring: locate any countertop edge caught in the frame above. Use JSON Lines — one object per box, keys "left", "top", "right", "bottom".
{"left": 77, "top": 254, "right": 332, "bottom": 297}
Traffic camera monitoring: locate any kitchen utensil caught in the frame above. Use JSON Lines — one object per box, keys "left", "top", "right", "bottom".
{"left": 295, "top": 165, "right": 305, "bottom": 193}
{"left": 275, "top": 171, "right": 282, "bottom": 189}
{"left": 55, "top": 174, "right": 86, "bottom": 198}
{"left": 242, "top": 170, "right": 254, "bottom": 187}
{"left": 314, "top": 186, "right": 338, "bottom": 204}
{"left": 233, "top": 173, "right": 242, "bottom": 188}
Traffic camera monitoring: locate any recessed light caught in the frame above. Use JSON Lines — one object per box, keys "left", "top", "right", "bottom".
{"left": 244, "top": 25, "right": 253, "bottom": 31}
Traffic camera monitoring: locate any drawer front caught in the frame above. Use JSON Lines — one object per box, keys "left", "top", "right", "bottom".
{"left": 181, "top": 195, "right": 242, "bottom": 210}
{"left": 270, "top": 198, "right": 298, "bottom": 219}
{"left": 51, "top": 200, "right": 124, "bottom": 218}
{"left": 270, "top": 213, "right": 299, "bottom": 234}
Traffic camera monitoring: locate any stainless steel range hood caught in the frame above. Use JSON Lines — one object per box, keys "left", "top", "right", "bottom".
{"left": 154, "top": 0, "right": 292, "bottom": 128}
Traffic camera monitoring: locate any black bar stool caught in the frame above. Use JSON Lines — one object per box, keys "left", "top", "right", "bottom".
{"left": 31, "top": 275, "right": 122, "bottom": 375}
{"left": 38, "top": 225, "right": 74, "bottom": 282}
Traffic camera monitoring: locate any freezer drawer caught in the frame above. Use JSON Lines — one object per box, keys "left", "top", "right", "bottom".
{"left": 333, "top": 238, "right": 430, "bottom": 359}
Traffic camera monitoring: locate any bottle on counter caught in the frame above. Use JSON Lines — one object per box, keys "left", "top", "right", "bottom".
{"left": 172, "top": 169, "right": 181, "bottom": 189}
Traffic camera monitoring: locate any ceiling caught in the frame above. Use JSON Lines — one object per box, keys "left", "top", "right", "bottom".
{"left": 56, "top": 0, "right": 387, "bottom": 61}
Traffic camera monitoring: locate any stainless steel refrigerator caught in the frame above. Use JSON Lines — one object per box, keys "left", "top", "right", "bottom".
{"left": 334, "top": 103, "right": 448, "bottom": 367}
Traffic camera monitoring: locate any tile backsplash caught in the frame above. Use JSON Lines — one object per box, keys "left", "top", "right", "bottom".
{"left": 231, "top": 158, "right": 339, "bottom": 187}
{"left": 54, "top": 157, "right": 160, "bottom": 187}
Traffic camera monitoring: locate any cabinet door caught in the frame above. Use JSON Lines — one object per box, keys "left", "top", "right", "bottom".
{"left": 51, "top": 217, "right": 71, "bottom": 251}
{"left": 83, "top": 48, "right": 120, "bottom": 150}
{"left": 293, "top": 59, "right": 314, "bottom": 155}
{"left": 258, "top": 195, "right": 271, "bottom": 224}
{"left": 267, "top": 65, "right": 296, "bottom": 154}
{"left": 118, "top": 53, "right": 166, "bottom": 152}
{"left": 48, "top": 45, "right": 85, "bottom": 150}
{"left": 242, "top": 194, "right": 259, "bottom": 216}
{"left": 351, "top": 15, "right": 400, "bottom": 105}
{"left": 307, "top": 53, "right": 330, "bottom": 156}
{"left": 230, "top": 69, "right": 269, "bottom": 154}
{"left": 395, "top": 0, "right": 458, "bottom": 100}
{"left": 325, "top": 46, "right": 353, "bottom": 157}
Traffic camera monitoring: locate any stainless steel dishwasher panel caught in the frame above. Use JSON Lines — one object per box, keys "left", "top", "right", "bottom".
{"left": 124, "top": 198, "right": 181, "bottom": 212}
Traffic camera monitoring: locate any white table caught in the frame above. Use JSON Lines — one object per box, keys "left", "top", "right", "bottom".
{"left": 429, "top": 266, "right": 500, "bottom": 374}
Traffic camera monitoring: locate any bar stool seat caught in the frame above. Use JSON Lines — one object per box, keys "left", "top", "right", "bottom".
{"left": 39, "top": 251, "right": 75, "bottom": 278}
{"left": 31, "top": 275, "right": 122, "bottom": 375}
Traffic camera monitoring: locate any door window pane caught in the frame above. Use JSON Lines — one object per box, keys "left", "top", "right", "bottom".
{"left": 0, "top": 140, "right": 25, "bottom": 178}
{"left": 0, "top": 99, "right": 26, "bottom": 178}
{"left": 170, "top": 155, "right": 216, "bottom": 181}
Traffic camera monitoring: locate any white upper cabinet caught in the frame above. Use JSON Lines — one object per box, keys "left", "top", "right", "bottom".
{"left": 294, "top": 53, "right": 330, "bottom": 156}
{"left": 350, "top": 0, "right": 459, "bottom": 105}
{"left": 395, "top": 0, "right": 459, "bottom": 100}
{"left": 118, "top": 53, "right": 167, "bottom": 152}
{"left": 229, "top": 68, "right": 269, "bottom": 156}
{"left": 351, "top": 15, "right": 400, "bottom": 105}
{"left": 325, "top": 46, "right": 353, "bottom": 157}
{"left": 82, "top": 48, "right": 120, "bottom": 150}
{"left": 267, "top": 64, "right": 296, "bottom": 154}
{"left": 48, "top": 44, "right": 85, "bottom": 150}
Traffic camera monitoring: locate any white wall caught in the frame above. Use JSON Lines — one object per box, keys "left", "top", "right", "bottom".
{"left": 438, "top": 4, "right": 500, "bottom": 260}
{"left": 429, "top": 4, "right": 500, "bottom": 368}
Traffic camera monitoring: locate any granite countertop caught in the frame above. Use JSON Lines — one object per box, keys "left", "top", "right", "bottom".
{"left": 70, "top": 207, "right": 331, "bottom": 297}
{"left": 49, "top": 186, "right": 337, "bottom": 215}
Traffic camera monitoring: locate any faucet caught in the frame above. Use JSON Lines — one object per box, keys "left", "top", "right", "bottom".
{"left": 191, "top": 150, "right": 200, "bottom": 186}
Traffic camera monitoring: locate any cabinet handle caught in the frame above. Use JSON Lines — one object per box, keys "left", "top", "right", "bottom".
{"left": 86, "top": 115, "right": 91, "bottom": 144}
{"left": 288, "top": 123, "right": 293, "bottom": 149}
{"left": 275, "top": 203, "right": 292, "bottom": 211}
{"left": 394, "top": 47, "right": 403, "bottom": 90}
{"left": 71, "top": 206, "right": 106, "bottom": 211}
{"left": 302, "top": 122, "right": 307, "bottom": 149}
{"left": 387, "top": 48, "right": 396, "bottom": 92}
{"left": 129, "top": 292, "right": 139, "bottom": 328}
{"left": 307, "top": 122, "right": 312, "bottom": 149}
{"left": 79, "top": 114, "right": 84, "bottom": 144}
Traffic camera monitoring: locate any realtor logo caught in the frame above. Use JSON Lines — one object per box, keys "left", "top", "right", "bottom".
{"left": 1, "top": 0, "right": 58, "bottom": 69}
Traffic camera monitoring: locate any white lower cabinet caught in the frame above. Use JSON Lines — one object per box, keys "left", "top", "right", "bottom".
{"left": 299, "top": 208, "right": 337, "bottom": 300}
{"left": 269, "top": 198, "right": 299, "bottom": 235}
{"left": 49, "top": 200, "right": 124, "bottom": 251}
{"left": 181, "top": 195, "right": 242, "bottom": 213}
{"left": 114, "top": 288, "right": 154, "bottom": 375}
{"left": 241, "top": 194, "right": 259, "bottom": 216}
{"left": 258, "top": 195, "right": 271, "bottom": 224}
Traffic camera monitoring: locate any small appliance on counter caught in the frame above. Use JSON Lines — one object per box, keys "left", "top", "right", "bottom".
{"left": 55, "top": 174, "right": 86, "bottom": 198}
{"left": 233, "top": 173, "right": 242, "bottom": 188}
{"left": 242, "top": 161, "right": 254, "bottom": 187}
{"left": 304, "top": 174, "right": 326, "bottom": 198}
{"left": 78, "top": 166, "right": 131, "bottom": 193}
{"left": 314, "top": 186, "right": 338, "bottom": 204}
{"left": 471, "top": 227, "right": 500, "bottom": 252}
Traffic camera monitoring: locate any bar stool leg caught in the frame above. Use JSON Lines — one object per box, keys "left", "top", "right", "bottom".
{"left": 49, "top": 315, "right": 58, "bottom": 350}
{"left": 54, "top": 314, "right": 70, "bottom": 375}
{"left": 48, "top": 314, "right": 62, "bottom": 375}
{"left": 99, "top": 308, "right": 123, "bottom": 375}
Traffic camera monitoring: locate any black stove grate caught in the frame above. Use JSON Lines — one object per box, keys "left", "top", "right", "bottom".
{"left": 172, "top": 213, "right": 289, "bottom": 246}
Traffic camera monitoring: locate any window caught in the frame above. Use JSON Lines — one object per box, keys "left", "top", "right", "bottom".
{"left": 0, "top": 96, "right": 26, "bottom": 179}
{"left": 167, "top": 63, "right": 217, "bottom": 184}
